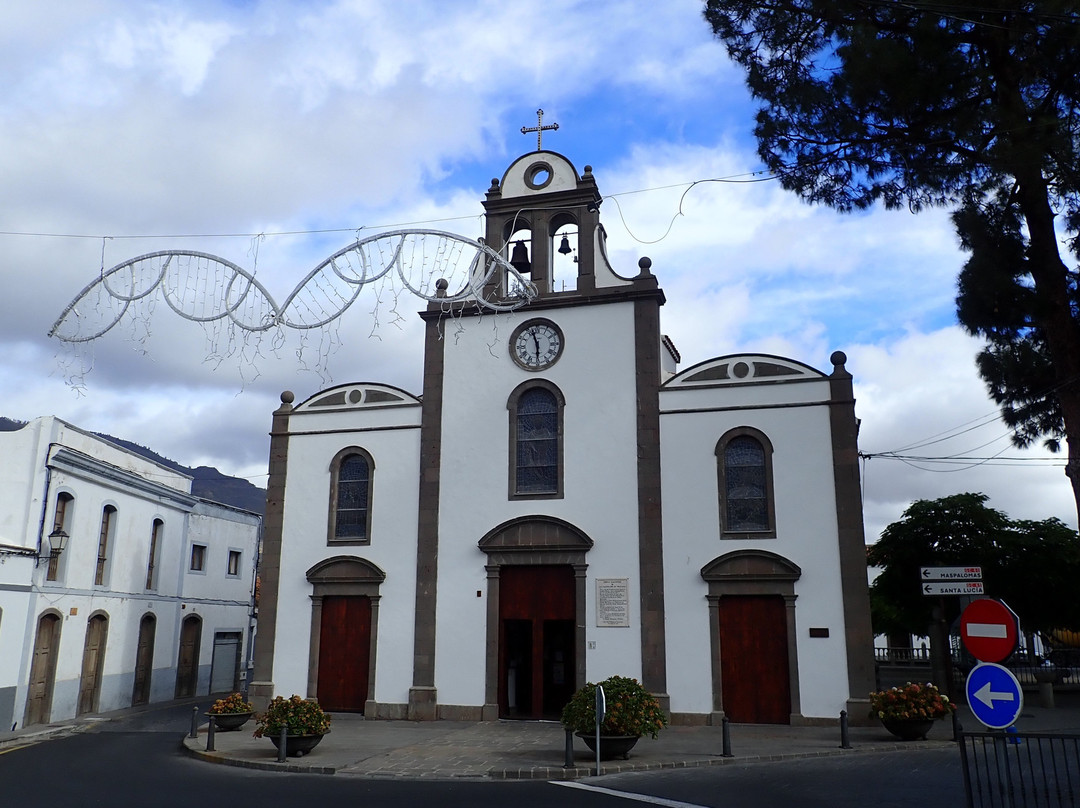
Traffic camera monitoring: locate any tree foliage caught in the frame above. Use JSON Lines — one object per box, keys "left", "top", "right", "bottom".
{"left": 703, "top": 1, "right": 1080, "bottom": 521}
{"left": 867, "top": 493, "right": 1080, "bottom": 636}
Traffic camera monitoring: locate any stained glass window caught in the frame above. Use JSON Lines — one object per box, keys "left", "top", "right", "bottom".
{"left": 516, "top": 388, "right": 559, "bottom": 493}
{"left": 335, "top": 453, "right": 370, "bottom": 540}
{"left": 723, "top": 435, "right": 770, "bottom": 532}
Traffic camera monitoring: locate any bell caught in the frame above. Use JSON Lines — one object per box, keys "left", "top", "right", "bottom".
{"left": 558, "top": 234, "right": 573, "bottom": 255}
{"left": 510, "top": 240, "right": 531, "bottom": 273}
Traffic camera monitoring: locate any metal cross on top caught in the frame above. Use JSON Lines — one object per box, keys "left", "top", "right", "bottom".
{"left": 521, "top": 108, "right": 559, "bottom": 151}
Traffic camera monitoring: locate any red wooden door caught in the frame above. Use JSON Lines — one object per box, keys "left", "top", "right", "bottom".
{"left": 317, "top": 596, "right": 371, "bottom": 712}
{"left": 499, "top": 566, "right": 575, "bottom": 719}
{"left": 718, "top": 595, "right": 790, "bottom": 724}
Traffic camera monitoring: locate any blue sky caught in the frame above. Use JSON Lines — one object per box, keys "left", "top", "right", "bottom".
{"left": 1, "top": 0, "right": 1074, "bottom": 541}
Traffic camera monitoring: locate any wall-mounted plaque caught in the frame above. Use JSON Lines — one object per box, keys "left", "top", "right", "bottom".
{"left": 596, "top": 578, "right": 630, "bottom": 627}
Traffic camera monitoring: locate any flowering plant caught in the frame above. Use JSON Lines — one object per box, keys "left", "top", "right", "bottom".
{"left": 869, "top": 682, "right": 956, "bottom": 721}
{"left": 207, "top": 692, "right": 253, "bottom": 714}
{"left": 561, "top": 675, "right": 667, "bottom": 739}
{"left": 253, "top": 695, "right": 332, "bottom": 738}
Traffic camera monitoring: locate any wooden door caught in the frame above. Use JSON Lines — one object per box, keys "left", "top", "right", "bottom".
{"left": 175, "top": 616, "right": 201, "bottom": 698}
{"left": 77, "top": 615, "right": 109, "bottom": 715}
{"left": 718, "top": 595, "right": 791, "bottom": 724}
{"left": 317, "top": 596, "right": 371, "bottom": 712}
{"left": 24, "top": 613, "right": 61, "bottom": 727}
{"left": 498, "top": 566, "right": 575, "bottom": 719}
{"left": 131, "top": 614, "right": 156, "bottom": 706}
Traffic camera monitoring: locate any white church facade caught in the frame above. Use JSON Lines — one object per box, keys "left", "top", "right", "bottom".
{"left": 250, "top": 151, "right": 875, "bottom": 725}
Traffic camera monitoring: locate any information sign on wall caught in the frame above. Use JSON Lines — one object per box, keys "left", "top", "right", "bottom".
{"left": 596, "top": 578, "right": 630, "bottom": 627}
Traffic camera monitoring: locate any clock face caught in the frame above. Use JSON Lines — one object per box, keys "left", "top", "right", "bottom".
{"left": 511, "top": 319, "right": 564, "bottom": 370}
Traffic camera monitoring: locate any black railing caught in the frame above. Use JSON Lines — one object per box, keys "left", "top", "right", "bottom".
{"left": 959, "top": 731, "right": 1080, "bottom": 808}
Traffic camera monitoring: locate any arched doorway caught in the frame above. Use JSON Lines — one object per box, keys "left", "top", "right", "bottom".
{"left": 305, "top": 556, "right": 385, "bottom": 713}
{"left": 24, "top": 611, "right": 62, "bottom": 727}
{"left": 132, "top": 613, "right": 156, "bottom": 706}
{"left": 78, "top": 613, "right": 109, "bottom": 715}
{"left": 478, "top": 516, "right": 592, "bottom": 720}
{"left": 175, "top": 615, "right": 202, "bottom": 698}
{"left": 701, "top": 550, "right": 802, "bottom": 724}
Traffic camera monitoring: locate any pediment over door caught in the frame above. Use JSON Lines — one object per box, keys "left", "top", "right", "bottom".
{"left": 478, "top": 516, "right": 594, "bottom": 555}
{"left": 700, "top": 549, "right": 801, "bottom": 585}
{"left": 306, "top": 555, "right": 387, "bottom": 585}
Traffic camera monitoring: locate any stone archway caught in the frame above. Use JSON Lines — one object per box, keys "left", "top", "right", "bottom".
{"left": 478, "top": 516, "right": 592, "bottom": 721}
{"left": 701, "top": 549, "right": 802, "bottom": 724}
{"left": 305, "top": 556, "right": 385, "bottom": 714}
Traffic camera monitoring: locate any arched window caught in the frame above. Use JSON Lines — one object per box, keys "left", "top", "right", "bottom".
{"left": 145, "top": 519, "right": 163, "bottom": 590}
{"left": 509, "top": 382, "right": 564, "bottom": 498}
{"left": 328, "top": 448, "right": 374, "bottom": 544}
{"left": 716, "top": 429, "right": 776, "bottom": 538}
{"left": 95, "top": 505, "right": 116, "bottom": 586}
{"left": 47, "top": 492, "right": 74, "bottom": 582}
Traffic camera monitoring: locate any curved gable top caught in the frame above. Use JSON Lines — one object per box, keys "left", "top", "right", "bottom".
{"left": 295, "top": 383, "right": 420, "bottom": 412}
{"left": 498, "top": 151, "right": 580, "bottom": 197}
{"left": 306, "top": 555, "right": 387, "bottom": 584}
{"left": 665, "top": 354, "right": 824, "bottom": 389}
{"left": 478, "top": 515, "right": 594, "bottom": 554}
{"left": 700, "top": 549, "right": 802, "bottom": 583}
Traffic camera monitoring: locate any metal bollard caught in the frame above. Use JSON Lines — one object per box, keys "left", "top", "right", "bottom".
{"left": 277, "top": 726, "right": 288, "bottom": 763}
{"left": 189, "top": 705, "right": 199, "bottom": 739}
{"left": 563, "top": 728, "right": 575, "bottom": 769}
{"left": 839, "top": 710, "right": 852, "bottom": 749}
{"left": 721, "top": 716, "right": 734, "bottom": 757}
{"left": 205, "top": 715, "right": 216, "bottom": 752}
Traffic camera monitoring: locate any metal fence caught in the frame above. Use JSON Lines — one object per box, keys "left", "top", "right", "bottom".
{"left": 959, "top": 731, "right": 1080, "bottom": 807}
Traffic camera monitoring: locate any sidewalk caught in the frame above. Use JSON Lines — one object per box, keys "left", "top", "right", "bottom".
{"left": 179, "top": 698, "right": 1080, "bottom": 780}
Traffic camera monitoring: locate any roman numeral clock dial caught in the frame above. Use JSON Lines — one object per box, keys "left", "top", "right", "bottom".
{"left": 510, "top": 319, "right": 564, "bottom": 370}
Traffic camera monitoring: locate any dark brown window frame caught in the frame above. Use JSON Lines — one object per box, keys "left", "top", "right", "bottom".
{"left": 507, "top": 379, "right": 565, "bottom": 500}
{"left": 95, "top": 505, "right": 117, "bottom": 586}
{"left": 327, "top": 446, "right": 375, "bottom": 546}
{"left": 715, "top": 427, "right": 777, "bottom": 539}
{"left": 145, "top": 518, "right": 163, "bottom": 590}
{"left": 47, "top": 491, "right": 74, "bottom": 582}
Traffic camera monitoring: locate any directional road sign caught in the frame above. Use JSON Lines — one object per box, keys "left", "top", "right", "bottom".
{"left": 961, "top": 599, "right": 1020, "bottom": 663}
{"left": 966, "top": 663, "right": 1023, "bottom": 729}
{"left": 921, "top": 566, "right": 982, "bottom": 581}
{"left": 922, "top": 581, "right": 985, "bottom": 596}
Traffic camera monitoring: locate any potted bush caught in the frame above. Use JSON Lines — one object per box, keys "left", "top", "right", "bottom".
{"left": 253, "top": 695, "right": 332, "bottom": 757}
{"left": 869, "top": 682, "right": 956, "bottom": 740}
{"left": 206, "top": 692, "right": 254, "bottom": 731}
{"left": 561, "top": 675, "right": 667, "bottom": 759}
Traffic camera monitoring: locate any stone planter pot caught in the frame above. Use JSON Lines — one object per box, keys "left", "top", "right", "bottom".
{"left": 576, "top": 732, "right": 640, "bottom": 760}
{"left": 269, "top": 731, "right": 327, "bottom": 757}
{"left": 881, "top": 718, "right": 935, "bottom": 741}
{"left": 206, "top": 711, "right": 253, "bottom": 731}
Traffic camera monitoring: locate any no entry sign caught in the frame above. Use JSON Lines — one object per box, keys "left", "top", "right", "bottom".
{"left": 960, "top": 599, "right": 1019, "bottom": 663}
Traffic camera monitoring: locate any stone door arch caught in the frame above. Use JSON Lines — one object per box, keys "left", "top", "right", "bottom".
{"left": 478, "top": 516, "right": 592, "bottom": 720}
{"left": 701, "top": 549, "right": 802, "bottom": 724}
{"left": 306, "top": 556, "right": 385, "bottom": 714}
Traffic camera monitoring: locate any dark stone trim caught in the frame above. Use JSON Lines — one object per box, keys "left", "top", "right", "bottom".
{"left": 325, "top": 447, "right": 375, "bottom": 546}
{"left": 634, "top": 298, "right": 668, "bottom": 707}
{"left": 304, "top": 556, "right": 385, "bottom": 711}
{"left": 827, "top": 352, "right": 877, "bottom": 719}
{"left": 249, "top": 391, "right": 294, "bottom": 712}
{"left": 409, "top": 316, "right": 446, "bottom": 720}
{"left": 701, "top": 550, "right": 803, "bottom": 724}
{"left": 420, "top": 285, "right": 666, "bottom": 322}
{"left": 660, "top": 400, "right": 828, "bottom": 416}
{"left": 714, "top": 427, "right": 778, "bottom": 540}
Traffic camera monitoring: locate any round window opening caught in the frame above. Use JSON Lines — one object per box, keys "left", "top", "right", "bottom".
{"left": 525, "top": 162, "right": 554, "bottom": 190}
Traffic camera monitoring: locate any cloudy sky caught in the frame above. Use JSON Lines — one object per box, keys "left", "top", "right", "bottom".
{"left": 2, "top": 0, "right": 1074, "bottom": 542}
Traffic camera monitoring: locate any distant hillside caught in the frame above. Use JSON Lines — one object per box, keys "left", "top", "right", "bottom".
{"left": 0, "top": 417, "right": 266, "bottom": 516}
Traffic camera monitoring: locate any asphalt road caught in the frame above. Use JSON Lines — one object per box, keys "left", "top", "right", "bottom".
{"left": 0, "top": 704, "right": 968, "bottom": 807}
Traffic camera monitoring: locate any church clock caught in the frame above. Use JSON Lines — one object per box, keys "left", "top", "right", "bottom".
{"left": 510, "top": 318, "right": 564, "bottom": 370}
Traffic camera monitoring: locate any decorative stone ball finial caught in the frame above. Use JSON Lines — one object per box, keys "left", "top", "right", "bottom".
{"left": 830, "top": 351, "right": 847, "bottom": 368}
{"left": 435, "top": 278, "right": 449, "bottom": 298}
{"left": 638, "top": 257, "right": 653, "bottom": 277}
{"left": 280, "top": 390, "right": 295, "bottom": 405}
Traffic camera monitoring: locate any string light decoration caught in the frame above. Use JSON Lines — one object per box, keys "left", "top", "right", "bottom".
{"left": 49, "top": 229, "right": 537, "bottom": 388}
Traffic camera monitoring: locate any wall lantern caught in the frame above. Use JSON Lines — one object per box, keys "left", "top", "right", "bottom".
{"left": 39, "top": 528, "right": 68, "bottom": 566}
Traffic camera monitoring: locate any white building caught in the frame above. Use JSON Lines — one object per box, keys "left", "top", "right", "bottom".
{"left": 250, "top": 151, "right": 876, "bottom": 725}
{"left": 0, "top": 416, "right": 260, "bottom": 730}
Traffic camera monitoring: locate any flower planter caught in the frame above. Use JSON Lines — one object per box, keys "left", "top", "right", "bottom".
{"left": 269, "top": 731, "right": 328, "bottom": 757}
{"left": 881, "top": 718, "right": 935, "bottom": 741}
{"left": 576, "top": 732, "right": 640, "bottom": 760}
{"left": 207, "top": 711, "right": 253, "bottom": 731}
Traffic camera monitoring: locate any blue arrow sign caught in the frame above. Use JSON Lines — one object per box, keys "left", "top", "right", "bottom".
{"left": 966, "top": 663, "right": 1024, "bottom": 729}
